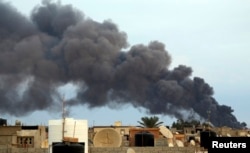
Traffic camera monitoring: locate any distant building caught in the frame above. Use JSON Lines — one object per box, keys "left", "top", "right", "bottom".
{"left": 0, "top": 125, "right": 48, "bottom": 148}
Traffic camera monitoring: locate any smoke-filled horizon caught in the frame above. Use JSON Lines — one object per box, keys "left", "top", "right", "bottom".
{"left": 0, "top": 0, "right": 243, "bottom": 128}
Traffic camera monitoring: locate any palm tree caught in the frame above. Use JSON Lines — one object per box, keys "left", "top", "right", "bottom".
{"left": 137, "top": 116, "right": 163, "bottom": 128}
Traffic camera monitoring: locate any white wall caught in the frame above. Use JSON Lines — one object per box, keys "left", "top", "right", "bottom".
{"left": 48, "top": 118, "right": 88, "bottom": 153}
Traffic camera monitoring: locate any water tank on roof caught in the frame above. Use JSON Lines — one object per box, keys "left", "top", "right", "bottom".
{"left": 0, "top": 118, "right": 7, "bottom": 126}
{"left": 200, "top": 130, "right": 216, "bottom": 149}
{"left": 52, "top": 143, "right": 84, "bottom": 153}
{"left": 135, "top": 131, "right": 154, "bottom": 147}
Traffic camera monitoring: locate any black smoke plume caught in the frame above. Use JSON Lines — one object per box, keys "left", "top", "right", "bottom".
{"left": 0, "top": 0, "right": 243, "bottom": 128}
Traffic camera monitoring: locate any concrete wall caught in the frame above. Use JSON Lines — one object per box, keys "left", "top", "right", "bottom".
{"left": 0, "top": 126, "right": 21, "bottom": 135}
{"left": 0, "top": 126, "right": 21, "bottom": 146}
{"left": 0, "top": 148, "right": 48, "bottom": 153}
{"left": 0, "top": 146, "right": 201, "bottom": 153}
{"left": 90, "top": 147, "right": 196, "bottom": 153}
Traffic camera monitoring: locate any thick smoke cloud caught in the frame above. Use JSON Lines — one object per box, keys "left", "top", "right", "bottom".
{"left": 0, "top": 0, "right": 243, "bottom": 128}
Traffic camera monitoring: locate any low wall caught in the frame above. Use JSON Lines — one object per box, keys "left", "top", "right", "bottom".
{"left": 90, "top": 147, "right": 197, "bottom": 153}
{"left": 0, "top": 148, "right": 48, "bottom": 153}
{"left": 0, "top": 146, "right": 202, "bottom": 153}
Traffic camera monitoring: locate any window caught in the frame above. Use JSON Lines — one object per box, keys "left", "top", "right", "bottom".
{"left": 17, "top": 136, "right": 34, "bottom": 148}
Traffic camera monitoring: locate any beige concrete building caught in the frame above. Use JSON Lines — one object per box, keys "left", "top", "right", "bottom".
{"left": 0, "top": 125, "right": 48, "bottom": 149}
{"left": 213, "top": 126, "right": 250, "bottom": 137}
{"left": 0, "top": 126, "right": 21, "bottom": 147}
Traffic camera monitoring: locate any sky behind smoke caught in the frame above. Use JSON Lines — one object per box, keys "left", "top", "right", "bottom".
{"left": 1, "top": 0, "right": 250, "bottom": 128}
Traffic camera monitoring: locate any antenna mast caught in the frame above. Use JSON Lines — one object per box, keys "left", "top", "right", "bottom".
{"left": 62, "top": 95, "right": 65, "bottom": 141}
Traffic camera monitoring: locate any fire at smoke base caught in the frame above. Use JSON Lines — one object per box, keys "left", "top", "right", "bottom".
{"left": 0, "top": 0, "right": 243, "bottom": 128}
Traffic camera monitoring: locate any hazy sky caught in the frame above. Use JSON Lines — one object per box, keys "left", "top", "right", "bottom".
{"left": 2, "top": 0, "right": 250, "bottom": 127}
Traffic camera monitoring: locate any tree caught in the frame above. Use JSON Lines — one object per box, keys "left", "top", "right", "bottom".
{"left": 137, "top": 116, "right": 163, "bottom": 128}
{"left": 240, "top": 122, "right": 247, "bottom": 129}
{"left": 172, "top": 119, "right": 201, "bottom": 130}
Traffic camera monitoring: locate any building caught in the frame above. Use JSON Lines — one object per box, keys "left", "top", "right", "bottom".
{"left": 48, "top": 118, "right": 88, "bottom": 153}
{"left": 0, "top": 125, "right": 48, "bottom": 148}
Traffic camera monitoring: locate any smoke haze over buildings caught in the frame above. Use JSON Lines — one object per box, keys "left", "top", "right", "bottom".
{"left": 0, "top": 0, "right": 243, "bottom": 128}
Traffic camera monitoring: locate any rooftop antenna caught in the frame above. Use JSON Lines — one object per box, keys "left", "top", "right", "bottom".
{"left": 207, "top": 110, "right": 211, "bottom": 138}
{"left": 60, "top": 95, "right": 79, "bottom": 143}
{"left": 207, "top": 110, "right": 211, "bottom": 124}
{"left": 62, "top": 94, "right": 66, "bottom": 141}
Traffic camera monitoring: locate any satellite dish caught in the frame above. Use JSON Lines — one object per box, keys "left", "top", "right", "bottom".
{"left": 93, "top": 129, "right": 122, "bottom": 147}
{"left": 159, "top": 125, "right": 173, "bottom": 138}
{"left": 175, "top": 140, "right": 184, "bottom": 147}
{"left": 195, "top": 137, "right": 200, "bottom": 143}
{"left": 226, "top": 133, "right": 231, "bottom": 137}
{"left": 190, "top": 140, "right": 195, "bottom": 146}
{"left": 168, "top": 142, "right": 174, "bottom": 147}
{"left": 127, "top": 148, "right": 136, "bottom": 153}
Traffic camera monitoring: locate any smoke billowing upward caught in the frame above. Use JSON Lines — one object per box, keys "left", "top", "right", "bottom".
{"left": 0, "top": 1, "right": 243, "bottom": 128}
